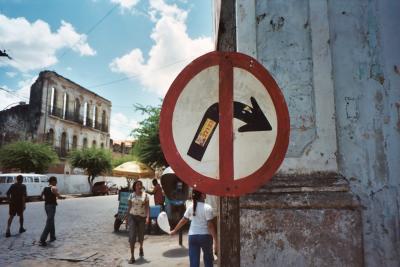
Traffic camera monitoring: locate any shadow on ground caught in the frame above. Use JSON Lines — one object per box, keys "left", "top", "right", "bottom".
{"left": 162, "top": 246, "right": 189, "bottom": 258}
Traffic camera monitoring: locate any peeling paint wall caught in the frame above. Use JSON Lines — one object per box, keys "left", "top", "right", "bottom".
{"left": 232, "top": 0, "right": 400, "bottom": 265}
{"left": 328, "top": 0, "right": 400, "bottom": 265}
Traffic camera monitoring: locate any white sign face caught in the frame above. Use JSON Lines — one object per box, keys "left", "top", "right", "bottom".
{"left": 172, "top": 66, "right": 277, "bottom": 180}
{"left": 172, "top": 66, "right": 220, "bottom": 179}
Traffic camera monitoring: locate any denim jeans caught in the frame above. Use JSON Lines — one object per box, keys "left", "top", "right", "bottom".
{"left": 40, "top": 204, "right": 56, "bottom": 242}
{"left": 188, "top": 234, "right": 213, "bottom": 267}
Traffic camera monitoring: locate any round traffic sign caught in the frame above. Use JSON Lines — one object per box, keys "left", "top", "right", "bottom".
{"left": 160, "top": 51, "right": 290, "bottom": 196}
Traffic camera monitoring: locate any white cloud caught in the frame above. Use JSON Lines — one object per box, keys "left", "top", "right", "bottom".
{"left": 0, "top": 15, "right": 96, "bottom": 72}
{"left": 0, "top": 76, "right": 37, "bottom": 110}
{"left": 110, "top": 112, "right": 139, "bottom": 141}
{"left": 111, "top": 0, "right": 140, "bottom": 10}
{"left": 109, "top": 0, "right": 213, "bottom": 96}
{"left": 6, "top": 72, "right": 17, "bottom": 78}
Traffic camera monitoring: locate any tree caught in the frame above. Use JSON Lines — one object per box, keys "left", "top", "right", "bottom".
{"left": 131, "top": 103, "right": 167, "bottom": 168}
{"left": 69, "top": 148, "right": 112, "bottom": 189}
{"left": 0, "top": 141, "right": 58, "bottom": 173}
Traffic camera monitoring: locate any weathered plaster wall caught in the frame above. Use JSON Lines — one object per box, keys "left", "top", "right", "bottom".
{"left": 33, "top": 71, "right": 111, "bottom": 152}
{"left": 328, "top": 0, "right": 400, "bottom": 265}
{"left": 234, "top": 0, "right": 399, "bottom": 265}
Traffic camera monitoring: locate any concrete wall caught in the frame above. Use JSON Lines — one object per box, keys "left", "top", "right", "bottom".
{"left": 328, "top": 0, "right": 400, "bottom": 265}
{"left": 233, "top": 0, "right": 399, "bottom": 265}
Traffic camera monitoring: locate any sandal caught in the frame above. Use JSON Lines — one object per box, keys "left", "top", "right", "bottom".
{"left": 128, "top": 257, "right": 135, "bottom": 264}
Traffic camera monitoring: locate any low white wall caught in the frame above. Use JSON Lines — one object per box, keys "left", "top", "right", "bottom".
{"left": 47, "top": 174, "right": 129, "bottom": 194}
{"left": 47, "top": 174, "right": 154, "bottom": 195}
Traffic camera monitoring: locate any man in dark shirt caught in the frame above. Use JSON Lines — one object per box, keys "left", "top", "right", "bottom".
{"left": 5, "top": 175, "right": 27, "bottom": 237}
{"left": 39, "top": 176, "right": 64, "bottom": 246}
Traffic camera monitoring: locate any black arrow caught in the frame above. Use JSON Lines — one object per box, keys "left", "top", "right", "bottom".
{"left": 187, "top": 97, "right": 272, "bottom": 161}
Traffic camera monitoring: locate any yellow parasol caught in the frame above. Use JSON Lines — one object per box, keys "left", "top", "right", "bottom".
{"left": 113, "top": 161, "right": 155, "bottom": 179}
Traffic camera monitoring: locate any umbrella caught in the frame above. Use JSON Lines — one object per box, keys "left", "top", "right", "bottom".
{"left": 113, "top": 161, "right": 155, "bottom": 179}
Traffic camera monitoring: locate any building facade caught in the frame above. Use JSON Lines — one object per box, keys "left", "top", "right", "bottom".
{"left": 0, "top": 71, "right": 111, "bottom": 160}
{"left": 215, "top": 0, "right": 399, "bottom": 266}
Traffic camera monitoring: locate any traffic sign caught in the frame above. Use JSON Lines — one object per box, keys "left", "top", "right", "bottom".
{"left": 160, "top": 51, "right": 290, "bottom": 196}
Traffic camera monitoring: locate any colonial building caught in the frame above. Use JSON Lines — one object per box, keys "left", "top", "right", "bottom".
{"left": 0, "top": 71, "right": 111, "bottom": 159}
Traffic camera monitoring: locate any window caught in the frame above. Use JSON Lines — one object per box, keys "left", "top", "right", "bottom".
{"left": 61, "top": 132, "right": 67, "bottom": 156}
{"left": 101, "top": 110, "right": 107, "bottom": 132}
{"left": 92, "top": 140, "right": 97, "bottom": 148}
{"left": 50, "top": 87, "right": 57, "bottom": 115}
{"left": 6, "top": 176, "right": 14, "bottom": 183}
{"left": 34, "top": 177, "right": 40, "bottom": 183}
{"left": 92, "top": 105, "right": 97, "bottom": 128}
{"left": 47, "top": 129, "right": 55, "bottom": 146}
{"left": 83, "top": 137, "right": 88, "bottom": 148}
{"left": 0, "top": 177, "right": 6, "bottom": 183}
{"left": 72, "top": 135, "right": 78, "bottom": 150}
{"left": 100, "top": 142, "right": 104, "bottom": 149}
{"left": 63, "top": 92, "right": 69, "bottom": 119}
{"left": 74, "top": 98, "right": 81, "bottom": 122}
{"left": 83, "top": 102, "right": 88, "bottom": 126}
{"left": 24, "top": 177, "right": 33, "bottom": 183}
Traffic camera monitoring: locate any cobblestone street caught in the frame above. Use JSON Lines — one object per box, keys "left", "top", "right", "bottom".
{"left": 0, "top": 196, "right": 192, "bottom": 266}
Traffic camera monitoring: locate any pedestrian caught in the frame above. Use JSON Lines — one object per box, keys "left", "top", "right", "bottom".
{"left": 146, "top": 178, "right": 165, "bottom": 210}
{"left": 5, "top": 174, "right": 27, "bottom": 237}
{"left": 170, "top": 190, "right": 218, "bottom": 267}
{"left": 126, "top": 180, "right": 150, "bottom": 264}
{"left": 39, "top": 176, "right": 64, "bottom": 246}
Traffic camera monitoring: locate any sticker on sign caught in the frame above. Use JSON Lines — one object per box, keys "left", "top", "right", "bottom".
{"left": 160, "top": 51, "right": 289, "bottom": 196}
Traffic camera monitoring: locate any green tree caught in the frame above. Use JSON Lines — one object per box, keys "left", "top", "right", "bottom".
{"left": 131, "top": 103, "right": 167, "bottom": 168}
{"left": 0, "top": 141, "right": 58, "bottom": 173}
{"left": 69, "top": 148, "right": 112, "bottom": 189}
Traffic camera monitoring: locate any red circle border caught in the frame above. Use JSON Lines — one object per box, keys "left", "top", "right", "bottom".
{"left": 160, "top": 51, "right": 290, "bottom": 197}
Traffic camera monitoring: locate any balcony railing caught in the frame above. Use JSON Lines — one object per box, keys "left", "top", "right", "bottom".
{"left": 48, "top": 106, "right": 108, "bottom": 133}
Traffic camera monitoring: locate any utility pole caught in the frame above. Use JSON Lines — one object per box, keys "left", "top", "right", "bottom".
{"left": 216, "top": 1, "right": 240, "bottom": 267}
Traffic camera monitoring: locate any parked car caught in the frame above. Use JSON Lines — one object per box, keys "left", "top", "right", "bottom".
{"left": 92, "top": 181, "right": 109, "bottom": 196}
{"left": 106, "top": 182, "right": 118, "bottom": 195}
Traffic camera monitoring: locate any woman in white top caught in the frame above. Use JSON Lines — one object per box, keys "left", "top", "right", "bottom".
{"left": 126, "top": 180, "right": 150, "bottom": 264}
{"left": 170, "top": 190, "right": 218, "bottom": 267}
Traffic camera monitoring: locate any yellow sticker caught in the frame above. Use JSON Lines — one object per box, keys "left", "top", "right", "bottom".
{"left": 194, "top": 118, "right": 217, "bottom": 147}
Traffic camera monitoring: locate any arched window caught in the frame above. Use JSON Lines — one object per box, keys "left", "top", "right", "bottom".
{"left": 83, "top": 137, "right": 88, "bottom": 149}
{"left": 100, "top": 142, "right": 104, "bottom": 149}
{"left": 50, "top": 87, "right": 57, "bottom": 115}
{"left": 62, "top": 92, "right": 69, "bottom": 120}
{"left": 92, "top": 105, "right": 97, "bottom": 128}
{"left": 92, "top": 140, "right": 97, "bottom": 148}
{"left": 101, "top": 110, "right": 107, "bottom": 132}
{"left": 60, "top": 132, "right": 67, "bottom": 157}
{"left": 72, "top": 135, "right": 78, "bottom": 150}
{"left": 47, "top": 129, "right": 55, "bottom": 145}
{"left": 83, "top": 102, "right": 88, "bottom": 126}
{"left": 74, "top": 98, "right": 81, "bottom": 123}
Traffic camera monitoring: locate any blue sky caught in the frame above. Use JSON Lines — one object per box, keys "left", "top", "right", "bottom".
{"left": 0, "top": 0, "right": 214, "bottom": 140}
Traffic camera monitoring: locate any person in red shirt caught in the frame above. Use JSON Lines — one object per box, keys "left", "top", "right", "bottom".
{"left": 146, "top": 179, "right": 164, "bottom": 210}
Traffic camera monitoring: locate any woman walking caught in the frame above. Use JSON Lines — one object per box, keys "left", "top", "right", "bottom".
{"left": 126, "top": 180, "right": 150, "bottom": 264}
{"left": 170, "top": 190, "right": 218, "bottom": 267}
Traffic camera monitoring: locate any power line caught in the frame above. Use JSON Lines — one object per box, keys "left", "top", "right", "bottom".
{"left": 88, "top": 58, "right": 191, "bottom": 88}
{"left": 59, "top": 4, "right": 119, "bottom": 59}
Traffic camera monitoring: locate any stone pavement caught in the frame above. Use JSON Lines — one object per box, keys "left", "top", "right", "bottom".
{"left": 0, "top": 195, "right": 213, "bottom": 266}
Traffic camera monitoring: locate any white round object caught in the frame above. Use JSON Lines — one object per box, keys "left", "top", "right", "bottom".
{"left": 157, "top": 211, "right": 171, "bottom": 234}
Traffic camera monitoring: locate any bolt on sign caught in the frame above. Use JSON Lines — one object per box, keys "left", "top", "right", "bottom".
{"left": 160, "top": 51, "right": 290, "bottom": 197}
